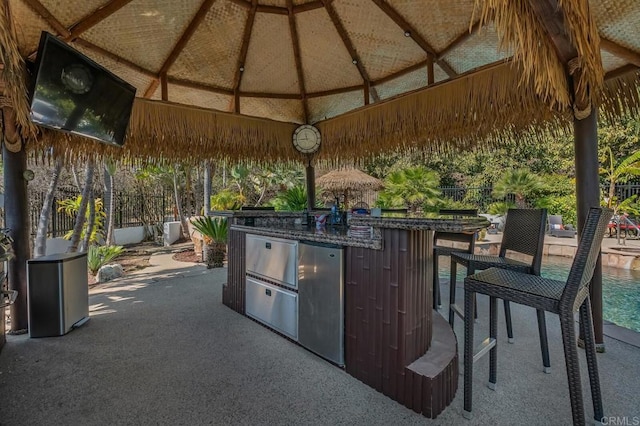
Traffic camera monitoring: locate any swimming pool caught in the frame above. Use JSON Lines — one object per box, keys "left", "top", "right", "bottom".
{"left": 439, "top": 255, "right": 640, "bottom": 333}
{"left": 541, "top": 255, "right": 640, "bottom": 333}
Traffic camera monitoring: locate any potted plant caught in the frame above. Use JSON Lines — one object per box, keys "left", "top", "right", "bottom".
{"left": 190, "top": 217, "right": 228, "bottom": 268}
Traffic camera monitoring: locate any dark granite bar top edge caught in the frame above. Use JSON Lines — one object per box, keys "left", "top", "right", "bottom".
{"left": 230, "top": 224, "right": 383, "bottom": 250}
{"left": 349, "top": 216, "right": 489, "bottom": 232}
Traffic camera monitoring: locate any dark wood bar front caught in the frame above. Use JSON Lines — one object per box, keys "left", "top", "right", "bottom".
{"left": 222, "top": 211, "right": 488, "bottom": 418}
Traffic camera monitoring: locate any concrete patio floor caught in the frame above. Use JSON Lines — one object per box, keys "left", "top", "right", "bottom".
{"left": 1, "top": 253, "right": 639, "bottom": 425}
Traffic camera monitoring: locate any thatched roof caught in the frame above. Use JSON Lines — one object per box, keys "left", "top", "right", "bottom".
{"left": 1, "top": 0, "right": 640, "bottom": 164}
{"left": 316, "top": 168, "right": 384, "bottom": 192}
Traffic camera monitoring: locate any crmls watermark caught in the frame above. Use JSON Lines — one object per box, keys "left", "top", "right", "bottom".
{"left": 601, "top": 417, "right": 640, "bottom": 426}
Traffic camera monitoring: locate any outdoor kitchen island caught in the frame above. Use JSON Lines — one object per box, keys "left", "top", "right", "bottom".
{"left": 222, "top": 211, "right": 488, "bottom": 419}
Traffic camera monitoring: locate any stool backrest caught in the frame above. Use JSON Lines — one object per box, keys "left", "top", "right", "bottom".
{"left": 561, "top": 207, "right": 612, "bottom": 307}
{"left": 500, "top": 208, "right": 547, "bottom": 275}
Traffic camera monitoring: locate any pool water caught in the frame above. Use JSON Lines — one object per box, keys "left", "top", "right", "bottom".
{"left": 439, "top": 255, "right": 640, "bottom": 333}
{"left": 541, "top": 256, "right": 640, "bottom": 333}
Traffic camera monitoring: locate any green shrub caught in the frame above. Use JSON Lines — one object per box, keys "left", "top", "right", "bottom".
{"left": 190, "top": 217, "right": 228, "bottom": 244}
{"left": 87, "top": 245, "right": 124, "bottom": 275}
{"left": 487, "top": 201, "right": 515, "bottom": 215}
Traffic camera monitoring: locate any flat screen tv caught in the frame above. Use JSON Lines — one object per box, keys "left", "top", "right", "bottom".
{"left": 29, "top": 31, "right": 136, "bottom": 147}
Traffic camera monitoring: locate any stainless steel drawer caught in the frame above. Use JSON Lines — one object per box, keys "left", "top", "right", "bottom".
{"left": 245, "top": 277, "right": 298, "bottom": 340}
{"left": 246, "top": 234, "right": 298, "bottom": 288}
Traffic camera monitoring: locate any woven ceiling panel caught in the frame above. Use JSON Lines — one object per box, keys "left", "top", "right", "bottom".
{"left": 297, "top": 8, "right": 364, "bottom": 93}
{"left": 444, "top": 25, "right": 507, "bottom": 74}
{"left": 72, "top": 42, "right": 155, "bottom": 96}
{"left": 375, "top": 67, "right": 426, "bottom": 100}
{"left": 40, "top": 0, "right": 106, "bottom": 28}
{"left": 601, "top": 50, "right": 629, "bottom": 73}
{"left": 9, "top": 1, "right": 56, "bottom": 56}
{"left": 307, "top": 90, "right": 364, "bottom": 124}
{"left": 241, "top": 13, "right": 299, "bottom": 94}
{"left": 333, "top": 0, "right": 425, "bottom": 81}
{"left": 590, "top": 0, "right": 640, "bottom": 52}
{"left": 260, "top": 0, "right": 287, "bottom": 6}
{"left": 388, "top": 0, "right": 475, "bottom": 53}
{"left": 168, "top": 83, "right": 232, "bottom": 111}
{"left": 169, "top": 1, "right": 246, "bottom": 90}
{"left": 82, "top": 0, "right": 202, "bottom": 72}
{"left": 240, "top": 97, "right": 304, "bottom": 123}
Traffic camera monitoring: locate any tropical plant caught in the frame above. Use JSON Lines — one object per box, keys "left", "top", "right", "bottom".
{"left": 376, "top": 166, "right": 440, "bottom": 213}
{"left": 270, "top": 185, "right": 309, "bottom": 211}
{"left": 58, "top": 196, "right": 105, "bottom": 246}
{"left": 492, "top": 169, "right": 544, "bottom": 208}
{"left": 66, "top": 160, "right": 94, "bottom": 252}
{"left": 487, "top": 201, "right": 515, "bottom": 216}
{"left": 210, "top": 190, "right": 245, "bottom": 210}
{"left": 190, "top": 217, "right": 228, "bottom": 268}
{"left": 87, "top": 245, "right": 124, "bottom": 276}
{"left": 600, "top": 147, "right": 640, "bottom": 209}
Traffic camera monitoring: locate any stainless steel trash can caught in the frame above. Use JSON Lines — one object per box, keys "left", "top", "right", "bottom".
{"left": 27, "top": 252, "right": 89, "bottom": 338}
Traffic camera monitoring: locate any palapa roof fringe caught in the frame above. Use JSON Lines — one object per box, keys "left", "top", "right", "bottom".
{"left": 316, "top": 61, "right": 565, "bottom": 161}
{"left": 475, "top": 0, "right": 603, "bottom": 111}
{"left": 0, "top": 2, "right": 36, "bottom": 138}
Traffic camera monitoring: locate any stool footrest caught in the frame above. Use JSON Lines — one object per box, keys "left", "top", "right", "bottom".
{"left": 473, "top": 337, "right": 496, "bottom": 364}
{"left": 450, "top": 303, "right": 464, "bottom": 320}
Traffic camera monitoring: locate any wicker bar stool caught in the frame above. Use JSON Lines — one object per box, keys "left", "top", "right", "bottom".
{"left": 462, "top": 207, "right": 610, "bottom": 424}
{"left": 433, "top": 209, "right": 478, "bottom": 310}
{"left": 450, "top": 209, "right": 550, "bottom": 372}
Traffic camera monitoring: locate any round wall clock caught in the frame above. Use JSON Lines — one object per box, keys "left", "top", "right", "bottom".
{"left": 293, "top": 124, "right": 321, "bottom": 154}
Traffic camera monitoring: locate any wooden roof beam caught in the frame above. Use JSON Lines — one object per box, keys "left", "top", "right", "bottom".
{"left": 144, "top": 0, "right": 216, "bottom": 99}
{"left": 604, "top": 64, "right": 639, "bottom": 81}
{"left": 600, "top": 38, "right": 640, "bottom": 68}
{"left": 230, "top": 0, "right": 328, "bottom": 14}
{"left": 287, "top": 0, "right": 309, "bottom": 123}
{"left": 230, "top": 0, "right": 258, "bottom": 113}
{"left": 526, "top": 0, "right": 586, "bottom": 109}
{"left": 22, "top": 0, "right": 71, "bottom": 38}
{"left": 66, "top": 0, "right": 134, "bottom": 41}
{"left": 73, "top": 38, "right": 155, "bottom": 77}
{"left": 438, "top": 19, "right": 481, "bottom": 59}
{"left": 370, "top": 0, "right": 457, "bottom": 78}
{"left": 527, "top": 0, "right": 576, "bottom": 64}
{"left": 321, "top": 0, "right": 379, "bottom": 102}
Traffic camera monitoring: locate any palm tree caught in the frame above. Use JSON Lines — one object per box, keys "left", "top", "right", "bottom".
{"left": 104, "top": 158, "right": 117, "bottom": 245}
{"left": 378, "top": 166, "right": 440, "bottom": 213}
{"left": 600, "top": 147, "right": 640, "bottom": 209}
{"left": 492, "top": 169, "right": 544, "bottom": 208}
{"left": 34, "top": 157, "right": 63, "bottom": 257}
{"left": 67, "top": 160, "right": 94, "bottom": 252}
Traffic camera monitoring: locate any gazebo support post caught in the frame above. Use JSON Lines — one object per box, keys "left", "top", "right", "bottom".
{"left": 305, "top": 158, "right": 315, "bottom": 211}
{"left": 2, "top": 129, "right": 30, "bottom": 333}
{"left": 573, "top": 107, "right": 605, "bottom": 351}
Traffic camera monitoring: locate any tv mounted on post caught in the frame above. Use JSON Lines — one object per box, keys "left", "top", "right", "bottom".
{"left": 28, "top": 31, "right": 136, "bottom": 147}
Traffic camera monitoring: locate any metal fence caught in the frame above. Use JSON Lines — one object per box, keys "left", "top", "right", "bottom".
{"left": 12, "top": 182, "right": 640, "bottom": 238}
{"left": 27, "top": 188, "right": 176, "bottom": 238}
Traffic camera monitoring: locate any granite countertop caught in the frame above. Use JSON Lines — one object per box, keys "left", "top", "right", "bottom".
{"left": 231, "top": 215, "right": 489, "bottom": 250}
{"left": 349, "top": 215, "right": 490, "bottom": 232}
{"left": 231, "top": 224, "right": 382, "bottom": 249}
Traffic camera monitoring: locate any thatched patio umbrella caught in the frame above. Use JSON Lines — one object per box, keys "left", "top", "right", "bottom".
{"left": 316, "top": 168, "right": 384, "bottom": 209}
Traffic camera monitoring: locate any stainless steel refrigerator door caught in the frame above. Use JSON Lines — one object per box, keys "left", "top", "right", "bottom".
{"left": 246, "top": 234, "right": 298, "bottom": 288}
{"left": 245, "top": 277, "right": 298, "bottom": 340}
{"left": 298, "top": 242, "right": 344, "bottom": 366}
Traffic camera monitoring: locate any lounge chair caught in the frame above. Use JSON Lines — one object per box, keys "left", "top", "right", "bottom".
{"left": 548, "top": 214, "right": 576, "bottom": 238}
